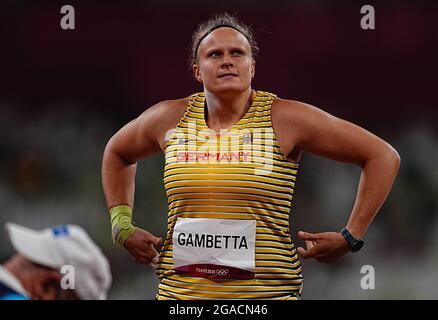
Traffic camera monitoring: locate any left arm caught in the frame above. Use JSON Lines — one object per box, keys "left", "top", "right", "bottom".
{"left": 272, "top": 99, "right": 401, "bottom": 262}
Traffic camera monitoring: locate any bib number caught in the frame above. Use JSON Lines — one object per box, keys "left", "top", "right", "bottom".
{"left": 172, "top": 218, "right": 256, "bottom": 280}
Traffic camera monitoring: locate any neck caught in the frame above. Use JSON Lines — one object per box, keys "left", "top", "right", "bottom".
{"left": 204, "top": 88, "right": 253, "bottom": 132}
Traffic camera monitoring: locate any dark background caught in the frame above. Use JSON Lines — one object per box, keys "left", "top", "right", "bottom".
{"left": 0, "top": 1, "right": 437, "bottom": 299}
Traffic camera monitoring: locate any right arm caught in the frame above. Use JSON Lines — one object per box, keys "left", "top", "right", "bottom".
{"left": 102, "top": 106, "right": 162, "bottom": 209}
{"left": 102, "top": 98, "right": 187, "bottom": 208}
{"left": 102, "top": 99, "right": 187, "bottom": 265}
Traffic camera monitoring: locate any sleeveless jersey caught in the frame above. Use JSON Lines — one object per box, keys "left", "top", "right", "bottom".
{"left": 156, "top": 90, "right": 303, "bottom": 300}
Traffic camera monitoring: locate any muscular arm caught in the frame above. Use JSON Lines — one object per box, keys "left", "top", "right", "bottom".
{"left": 101, "top": 99, "right": 187, "bottom": 264}
{"left": 102, "top": 99, "right": 187, "bottom": 209}
{"left": 272, "top": 99, "right": 401, "bottom": 261}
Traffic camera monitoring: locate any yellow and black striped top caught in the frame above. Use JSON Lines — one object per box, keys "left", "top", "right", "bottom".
{"left": 156, "top": 90, "right": 303, "bottom": 300}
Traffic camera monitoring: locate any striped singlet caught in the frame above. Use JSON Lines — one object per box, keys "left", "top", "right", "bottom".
{"left": 156, "top": 90, "right": 303, "bottom": 300}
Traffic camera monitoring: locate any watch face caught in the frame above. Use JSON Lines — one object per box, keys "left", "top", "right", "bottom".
{"left": 351, "top": 240, "right": 364, "bottom": 252}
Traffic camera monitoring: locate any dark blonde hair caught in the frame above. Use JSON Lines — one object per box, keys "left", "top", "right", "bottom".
{"left": 190, "top": 13, "right": 259, "bottom": 67}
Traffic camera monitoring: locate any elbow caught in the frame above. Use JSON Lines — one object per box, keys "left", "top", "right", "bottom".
{"left": 363, "top": 142, "right": 401, "bottom": 172}
{"left": 387, "top": 145, "right": 401, "bottom": 172}
{"left": 378, "top": 143, "right": 401, "bottom": 174}
{"left": 393, "top": 148, "right": 401, "bottom": 169}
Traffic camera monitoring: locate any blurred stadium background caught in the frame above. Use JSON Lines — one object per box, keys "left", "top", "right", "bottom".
{"left": 0, "top": 1, "right": 437, "bottom": 299}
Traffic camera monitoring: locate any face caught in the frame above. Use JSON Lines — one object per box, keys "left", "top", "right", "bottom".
{"left": 29, "top": 269, "right": 62, "bottom": 300}
{"left": 193, "top": 27, "right": 255, "bottom": 95}
{"left": 29, "top": 269, "right": 80, "bottom": 300}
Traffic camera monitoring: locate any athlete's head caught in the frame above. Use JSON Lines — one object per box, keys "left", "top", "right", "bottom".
{"left": 191, "top": 13, "right": 259, "bottom": 95}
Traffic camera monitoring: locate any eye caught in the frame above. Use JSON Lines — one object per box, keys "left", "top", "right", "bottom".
{"left": 232, "top": 50, "right": 243, "bottom": 56}
{"left": 209, "top": 51, "right": 221, "bottom": 58}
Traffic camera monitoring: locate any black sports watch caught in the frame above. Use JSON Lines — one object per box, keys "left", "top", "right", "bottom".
{"left": 341, "top": 227, "right": 364, "bottom": 252}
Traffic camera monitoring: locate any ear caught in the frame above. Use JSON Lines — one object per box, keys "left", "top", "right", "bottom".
{"left": 31, "top": 270, "right": 61, "bottom": 300}
{"left": 251, "top": 59, "right": 256, "bottom": 79}
{"left": 193, "top": 64, "right": 203, "bottom": 84}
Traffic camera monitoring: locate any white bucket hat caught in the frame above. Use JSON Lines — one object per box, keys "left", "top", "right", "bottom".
{"left": 5, "top": 222, "right": 112, "bottom": 300}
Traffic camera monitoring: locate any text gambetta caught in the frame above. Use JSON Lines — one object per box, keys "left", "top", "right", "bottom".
{"left": 177, "top": 232, "right": 249, "bottom": 250}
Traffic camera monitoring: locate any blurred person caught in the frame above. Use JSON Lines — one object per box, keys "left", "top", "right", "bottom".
{"left": 0, "top": 222, "right": 112, "bottom": 300}
{"left": 102, "top": 13, "right": 400, "bottom": 299}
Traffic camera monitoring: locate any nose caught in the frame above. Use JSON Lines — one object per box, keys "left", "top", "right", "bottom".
{"left": 221, "top": 53, "right": 234, "bottom": 68}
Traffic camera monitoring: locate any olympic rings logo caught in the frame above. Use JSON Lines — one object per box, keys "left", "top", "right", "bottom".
{"left": 215, "top": 269, "right": 229, "bottom": 276}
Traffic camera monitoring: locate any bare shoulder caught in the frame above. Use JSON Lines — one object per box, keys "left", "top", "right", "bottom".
{"left": 271, "top": 97, "right": 330, "bottom": 160}
{"left": 272, "top": 96, "right": 340, "bottom": 139}
{"left": 139, "top": 96, "right": 189, "bottom": 125}
{"left": 136, "top": 96, "right": 190, "bottom": 151}
{"left": 272, "top": 97, "right": 329, "bottom": 123}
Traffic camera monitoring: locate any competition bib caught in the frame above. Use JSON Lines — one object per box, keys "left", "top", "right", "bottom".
{"left": 172, "top": 218, "right": 256, "bottom": 280}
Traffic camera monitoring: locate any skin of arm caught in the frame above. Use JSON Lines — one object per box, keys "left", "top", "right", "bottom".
{"left": 101, "top": 98, "right": 187, "bottom": 265}
{"left": 272, "top": 98, "right": 401, "bottom": 263}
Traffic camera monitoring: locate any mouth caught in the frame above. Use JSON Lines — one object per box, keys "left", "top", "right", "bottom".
{"left": 218, "top": 73, "right": 238, "bottom": 78}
